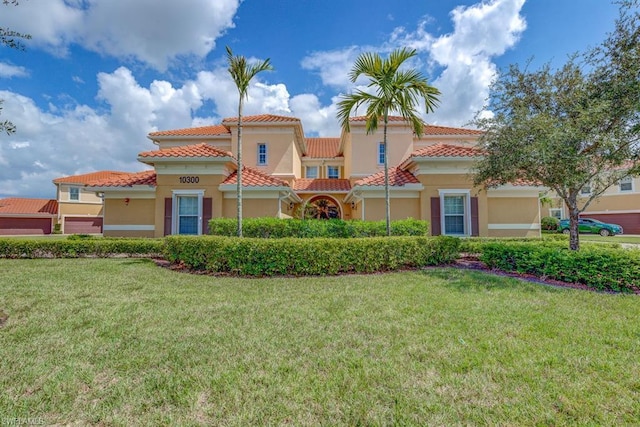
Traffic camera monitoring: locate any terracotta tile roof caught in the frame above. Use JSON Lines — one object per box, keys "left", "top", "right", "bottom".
{"left": 148, "top": 124, "right": 230, "bottom": 137}
{"left": 222, "top": 114, "right": 301, "bottom": 124}
{"left": 138, "top": 143, "right": 233, "bottom": 159}
{"left": 53, "top": 171, "right": 130, "bottom": 184}
{"left": 355, "top": 167, "right": 420, "bottom": 187}
{"left": 292, "top": 179, "right": 351, "bottom": 192}
{"left": 88, "top": 170, "right": 157, "bottom": 188}
{"left": 411, "top": 143, "right": 484, "bottom": 158}
{"left": 350, "top": 115, "right": 408, "bottom": 123}
{"left": 304, "top": 138, "right": 341, "bottom": 158}
{"left": 222, "top": 166, "right": 289, "bottom": 187}
{"left": 422, "top": 124, "right": 484, "bottom": 136}
{"left": 0, "top": 198, "right": 58, "bottom": 215}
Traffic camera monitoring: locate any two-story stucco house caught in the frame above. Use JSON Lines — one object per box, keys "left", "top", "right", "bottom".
{"left": 86, "top": 114, "right": 544, "bottom": 238}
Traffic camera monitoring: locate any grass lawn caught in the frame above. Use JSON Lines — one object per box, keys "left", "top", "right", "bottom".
{"left": 0, "top": 259, "right": 638, "bottom": 426}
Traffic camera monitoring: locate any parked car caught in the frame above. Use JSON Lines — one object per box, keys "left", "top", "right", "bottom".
{"left": 558, "top": 218, "right": 623, "bottom": 236}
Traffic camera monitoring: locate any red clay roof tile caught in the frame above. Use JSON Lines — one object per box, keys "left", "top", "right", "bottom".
{"left": 422, "top": 124, "right": 484, "bottom": 136}
{"left": 53, "top": 171, "right": 130, "bottom": 184}
{"left": 0, "top": 198, "right": 58, "bottom": 215}
{"left": 355, "top": 167, "right": 420, "bottom": 187}
{"left": 222, "top": 166, "right": 288, "bottom": 188}
{"left": 412, "top": 143, "right": 484, "bottom": 158}
{"left": 292, "top": 179, "right": 351, "bottom": 192}
{"left": 304, "top": 138, "right": 341, "bottom": 158}
{"left": 88, "top": 170, "right": 157, "bottom": 188}
{"left": 138, "top": 143, "right": 233, "bottom": 159}
{"left": 148, "top": 124, "right": 230, "bottom": 137}
{"left": 222, "top": 114, "right": 301, "bottom": 124}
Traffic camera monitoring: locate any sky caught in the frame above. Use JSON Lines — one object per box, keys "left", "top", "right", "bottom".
{"left": 0, "top": 0, "right": 622, "bottom": 199}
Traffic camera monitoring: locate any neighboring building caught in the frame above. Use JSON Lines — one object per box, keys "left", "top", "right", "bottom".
{"left": 542, "top": 172, "right": 640, "bottom": 234}
{"left": 88, "top": 114, "right": 544, "bottom": 238}
{"left": 0, "top": 198, "right": 58, "bottom": 235}
{"left": 52, "top": 171, "right": 129, "bottom": 234}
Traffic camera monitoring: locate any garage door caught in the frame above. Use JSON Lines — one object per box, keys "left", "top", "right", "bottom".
{"left": 65, "top": 217, "right": 103, "bottom": 234}
{"left": 0, "top": 217, "right": 52, "bottom": 235}
{"left": 582, "top": 213, "right": 640, "bottom": 235}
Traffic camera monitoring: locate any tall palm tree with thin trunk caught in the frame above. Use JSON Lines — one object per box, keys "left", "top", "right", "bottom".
{"left": 337, "top": 47, "right": 440, "bottom": 235}
{"left": 226, "top": 46, "right": 273, "bottom": 237}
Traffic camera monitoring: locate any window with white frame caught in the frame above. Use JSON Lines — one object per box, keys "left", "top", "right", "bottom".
{"left": 257, "top": 143, "right": 268, "bottom": 166}
{"left": 619, "top": 176, "right": 633, "bottom": 192}
{"left": 378, "top": 142, "right": 385, "bottom": 165}
{"left": 580, "top": 183, "right": 591, "bottom": 195}
{"left": 327, "top": 166, "right": 339, "bottom": 179}
{"left": 306, "top": 166, "right": 318, "bottom": 179}
{"left": 69, "top": 187, "right": 80, "bottom": 201}
{"left": 172, "top": 191, "right": 203, "bottom": 235}
{"left": 549, "top": 208, "right": 563, "bottom": 220}
{"left": 440, "top": 190, "right": 471, "bottom": 236}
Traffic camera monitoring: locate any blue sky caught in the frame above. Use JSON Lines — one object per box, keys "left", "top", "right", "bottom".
{"left": 0, "top": 0, "right": 621, "bottom": 198}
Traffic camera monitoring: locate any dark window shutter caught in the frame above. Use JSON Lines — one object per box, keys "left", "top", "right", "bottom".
{"left": 430, "top": 197, "right": 441, "bottom": 236}
{"left": 471, "top": 197, "right": 479, "bottom": 237}
{"left": 164, "top": 198, "right": 172, "bottom": 236}
{"left": 202, "top": 198, "right": 212, "bottom": 235}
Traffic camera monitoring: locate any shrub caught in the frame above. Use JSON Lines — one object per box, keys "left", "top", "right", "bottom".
{"left": 479, "top": 241, "right": 640, "bottom": 292}
{"left": 164, "top": 235, "right": 459, "bottom": 276}
{"left": 0, "top": 238, "right": 165, "bottom": 258}
{"left": 541, "top": 216, "right": 560, "bottom": 231}
{"left": 208, "top": 218, "right": 429, "bottom": 238}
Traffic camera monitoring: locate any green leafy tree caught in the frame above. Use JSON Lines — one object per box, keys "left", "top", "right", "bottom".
{"left": 226, "top": 46, "right": 273, "bottom": 237}
{"left": 473, "top": 1, "right": 639, "bottom": 251}
{"left": 1, "top": 0, "right": 31, "bottom": 135}
{"left": 337, "top": 47, "right": 440, "bottom": 235}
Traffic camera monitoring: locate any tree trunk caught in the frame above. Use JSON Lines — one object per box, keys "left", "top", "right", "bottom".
{"left": 383, "top": 113, "right": 391, "bottom": 236}
{"left": 567, "top": 194, "right": 580, "bottom": 251}
{"left": 236, "top": 99, "right": 243, "bottom": 238}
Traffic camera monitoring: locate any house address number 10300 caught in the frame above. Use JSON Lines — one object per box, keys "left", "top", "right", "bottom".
{"left": 179, "top": 176, "right": 200, "bottom": 184}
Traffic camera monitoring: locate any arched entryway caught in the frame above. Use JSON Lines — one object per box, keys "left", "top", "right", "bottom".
{"left": 304, "top": 195, "right": 342, "bottom": 219}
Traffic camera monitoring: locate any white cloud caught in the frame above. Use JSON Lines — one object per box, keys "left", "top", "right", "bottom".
{"left": 0, "top": 62, "right": 28, "bottom": 78}
{"left": 300, "top": 47, "right": 363, "bottom": 90}
{"left": 2, "top": 0, "right": 240, "bottom": 70}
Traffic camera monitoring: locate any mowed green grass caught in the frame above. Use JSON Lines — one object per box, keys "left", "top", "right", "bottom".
{"left": 0, "top": 259, "right": 638, "bottom": 426}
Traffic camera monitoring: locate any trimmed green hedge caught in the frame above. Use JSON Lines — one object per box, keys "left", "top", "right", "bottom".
{"left": 0, "top": 238, "right": 164, "bottom": 258}
{"left": 165, "top": 235, "right": 459, "bottom": 276}
{"left": 208, "top": 218, "right": 429, "bottom": 238}
{"left": 479, "top": 242, "right": 640, "bottom": 292}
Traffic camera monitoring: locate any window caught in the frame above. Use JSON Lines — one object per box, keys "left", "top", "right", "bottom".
{"left": 580, "top": 184, "right": 591, "bottom": 195}
{"left": 305, "top": 166, "right": 318, "bottom": 179}
{"left": 378, "top": 142, "right": 385, "bottom": 165}
{"left": 69, "top": 187, "right": 80, "bottom": 201}
{"left": 257, "top": 143, "right": 267, "bottom": 166}
{"left": 172, "top": 190, "right": 203, "bottom": 235}
{"left": 619, "top": 176, "right": 633, "bottom": 192}
{"left": 439, "top": 190, "right": 471, "bottom": 236}
{"left": 443, "top": 196, "right": 466, "bottom": 235}
{"left": 549, "top": 208, "right": 563, "bottom": 220}
{"left": 327, "top": 166, "right": 339, "bottom": 179}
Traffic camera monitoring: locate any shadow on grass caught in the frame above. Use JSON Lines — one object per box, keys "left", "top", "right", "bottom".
{"left": 423, "top": 268, "right": 561, "bottom": 293}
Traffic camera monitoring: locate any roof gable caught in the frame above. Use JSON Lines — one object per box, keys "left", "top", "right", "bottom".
{"left": 355, "top": 167, "right": 420, "bottom": 187}
{"left": 138, "top": 143, "right": 233, "bottom": 160}
{"left": 292, "top": 179, "right": 351, "bottom": 192}
{"left": 53, "top": 171, "right": 130, "bottom": 185}
{"left": 88, "top": 170, "right": 157, "bottom": 188}
{"left": 222, "top": 166, "right": 288, "bottom": 188}
{"left": 304, "top": 138, "right": 341, "bottom": 158}
{"left": 148, "top": 124, "right": 230, "bottom": 137}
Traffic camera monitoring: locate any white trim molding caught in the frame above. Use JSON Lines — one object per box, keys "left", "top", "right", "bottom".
{"left": 103, "top": 225, "right": 155, "bottom": 231}
{"left": 488, "top": 223, "right": 540, "bottom": 230}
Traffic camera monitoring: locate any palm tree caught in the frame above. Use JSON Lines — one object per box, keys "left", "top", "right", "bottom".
{"left": 337, "top": 47, "right": 440, "bottom": 236}
{"left": 226, "top": 46, "right": 273, "bottom": 237}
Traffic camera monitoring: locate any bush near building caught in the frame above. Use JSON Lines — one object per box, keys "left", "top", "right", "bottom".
{"left": 208, "top": 218, "right": 429, "bottom": 238}
{"left": 164, "top": 235, "right": 459, "bottom": 276}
